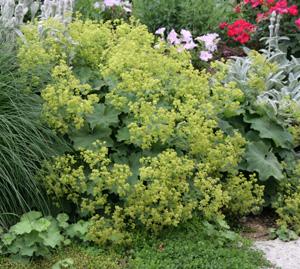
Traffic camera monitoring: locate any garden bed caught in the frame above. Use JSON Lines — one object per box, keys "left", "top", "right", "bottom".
{"left": 0, "top": 0, "right": 300, "bottom": 268}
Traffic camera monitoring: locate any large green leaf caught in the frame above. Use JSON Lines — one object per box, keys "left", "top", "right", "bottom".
{"left": 20, "top": 211, "right": 42, "bottom": 222}
{"left": 73, "top": 66, "right": 106, "bottom": 91}
{"left": 128, "top": 152, "right": 142, "bottom": 185}
{"left": 244, "top": 115, "right": 293, "bottom": 149}
{"left": 69, "top": 125, "right": 113, "bottom": 149}
{"left": 86, "top": 103, "right": 120, "bottom": 129}
{"left": 65, "top": 220, "right": 89, "bottom": 241}
{"left": 116, "top": 127, "right": 130, "bottom": 142}
{"left": 57, "top": 213, "right": 69, "bottom": 229}
{"left": 39, "top": 221, "right": 63, "bottom": 248}
{"left": 18, "top": 243, "right": 38, "bottom": 257}
{"left": 1, "top": 233, "right": 16, "bottom": 246}
{"left": 32, "top": 218, "right": 51, "bottom": 232}
{"left": 244, "top": 141, "right": 284, "bottom": 181}
{"left": 24, "top": 231, "right": 42, "bottom": 247}
{"left": 10, "top": 220, "right": 33, "bottom": 235}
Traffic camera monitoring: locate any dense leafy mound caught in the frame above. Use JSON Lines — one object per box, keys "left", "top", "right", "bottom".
{"left": 18, "top": 19, "right": 264, "bottom": 244}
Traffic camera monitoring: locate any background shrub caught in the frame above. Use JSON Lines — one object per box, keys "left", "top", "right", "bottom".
{"left": 132, "top": 0, "right": 235, "bottom": 36}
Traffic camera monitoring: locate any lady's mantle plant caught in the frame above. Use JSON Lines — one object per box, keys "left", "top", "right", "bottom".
{"left": 18, "top": 19, "right": 264, "bottom": 245}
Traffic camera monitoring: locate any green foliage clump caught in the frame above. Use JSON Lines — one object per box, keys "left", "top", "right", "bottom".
{"left": 0, "top": 42, "right": 67, "bottom": 229}
{"left": 272, "top": 161, "right": 300, "bottom": 235}
{"left": 129, "top": 223, "right": 268, "bottom": 269}
{"left": 19, "top": 19, "right": 265, "bottom": 245}
{"left": 276, "top": 189, "right": 300, "bottom": 234}
{"left": 132, "top": 0, "right": 234, "bottom": 36}
{"left": 224, "top": 173, "right": 264, "bottom": 217}
{"left": 0, "top": 220, "right": 270, "bottom": 269}
{"left": 0, "top": 211, "right": 90, "bottom": 260}
{"left": 215, "top": 44, "right": 300, "bottom": 235}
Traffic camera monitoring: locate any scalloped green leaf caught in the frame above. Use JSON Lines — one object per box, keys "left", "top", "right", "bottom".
{"left": 244, "top": 141, "right": 284, "bottom": 181}
{"left": 69, "top": 125, "right": 113, "bottom": 149}
{"left": 57, "top": 214, "right": 69, "bottom": 229}
{"left": 1, "top": 233, "right": 16, "bottom": 246}
{"left": 10, "top": 220, "right": 33, "bottom": 235}
{"left": 244, "top": 115, "right": 293, "bottom": 149}
{"left": 116, "top": 127, "right": 130, "bottom": 142}
{"left": 65, "top": 220, "right": 89, "bottom": 241}
{"left": 18, "top": 244, "right": 38, "bottom": 257}
{"left": 20, "top": 211, "right": 42, "bottom": 222}
{"left": 32, "top": 218, "right": 51, "bottom": 232}
{"left": 39, "top": 224, "right": 63, "bottom": 248}
{"left": 86, "top": 103, "right": 120, "bottom": 129}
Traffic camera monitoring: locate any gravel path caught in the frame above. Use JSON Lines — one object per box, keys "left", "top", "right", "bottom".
{"left": 255, "top": 239, "right": 300, "bottom": 269}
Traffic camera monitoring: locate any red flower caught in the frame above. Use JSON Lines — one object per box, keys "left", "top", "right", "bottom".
{"left": 219, "top": 22, "right": 228, "bottom": 30}
{"left": 296, "top": 18, "right": 300, "bottom": 29}
{"left": 288, "top": 5, "right": 298, "bottom": 16}
{"left": 227, "top": 19, "right": 256, "bottom": 44}
{"left": 235, "top": 32, "right": 251, "bottom": 44}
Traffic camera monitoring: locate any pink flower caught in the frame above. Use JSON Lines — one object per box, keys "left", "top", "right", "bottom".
{"left": 180, "top": 29, "right": 193, "bottom": 43}
{"left": 199, "top": 51, "right": 213, "bottom": 61}
{"left": 104, "top": 0, "right": 121, "bottom": 7}
{"left": 179, "top": 29, "right": 196, "bottom": 50}
{"left": 296, "top": 18, "right": 300, "bottom": 29}
{"left": 167, "top": 29, "right": 181, "bottom": 45}
{"left": 184, "top": 41, "right": 197, "bottom": 50}
{"left": 196, "top": 33, "right": 219, "bottom": 52}
{"left": 155, "top": 27, "right": 166, "bottom": 36}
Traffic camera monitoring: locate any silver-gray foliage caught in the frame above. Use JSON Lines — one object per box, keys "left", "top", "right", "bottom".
{"left": 225, "top": 12, "right": 300, "bottom": 125}
{"left": 0, "top": 0, "right": 74, "bottom": 41}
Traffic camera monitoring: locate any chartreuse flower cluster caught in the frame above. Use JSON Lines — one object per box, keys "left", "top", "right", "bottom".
{"left": 44, "top": 143, "right": 264, "bottom": 245}
{"left": 273, "top": 161, "right": 300, "bottom": 234}
{"left": 20, "top": 19, "right": 265, "bottom": 245}
{"left": 18, "top": 18, "right": 75, "bottom": 90}
{"left": 247, "top": 51, "right": 278, "bottom": 94}
{"left": 41, "top": 62, "right": 99, "bottom": 133}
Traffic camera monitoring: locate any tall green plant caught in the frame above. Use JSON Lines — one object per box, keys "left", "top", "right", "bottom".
{"left": 0, "top": 42, "right": 68, "bottom": 229}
